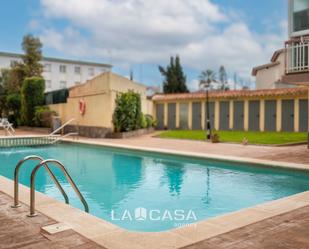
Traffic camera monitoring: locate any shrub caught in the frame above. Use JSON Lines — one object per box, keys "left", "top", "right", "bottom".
{"left": 33, "top": 106, "right": 56, "bottom": 127}
{"left": 112, "top": 91, "right": 142, "bottom": 132}
{"left": 6, "top": 93, "right": 21, "bottom": 127}
{"left": 140, "top": 114, "right": 147, "bottom": 129}
{"left": 21, "top": 77, "right": 45, "bottom": 126}
{"left": 211, "top": 133, "right": 220, "bottom": 143}
{"left": 145, "top": 114, "right": 154, "bottom": 128}
{"left": 6, "top": 93, "right": 21, "bottom": 111}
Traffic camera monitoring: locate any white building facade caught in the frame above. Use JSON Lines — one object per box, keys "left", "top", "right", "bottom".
{"left": 253, "top": 0, "right": 309, "bottom": 89}
{"left": 0, "top": 51, "right": 112, "bottom": 92}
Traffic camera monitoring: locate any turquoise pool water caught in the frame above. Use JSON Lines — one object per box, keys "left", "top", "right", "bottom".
{"left": 0, "top": 143, "right": 309, "bottom": 232}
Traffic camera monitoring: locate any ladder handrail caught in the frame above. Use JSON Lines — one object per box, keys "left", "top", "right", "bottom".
{"left": 49, "top": 118, "right": 76, "bottom": 136}
{"left": 29, "top": 159, "right": 89, "bottom": 216}
{"left": 12, "top": 155, "right": 69, "bottom": 208}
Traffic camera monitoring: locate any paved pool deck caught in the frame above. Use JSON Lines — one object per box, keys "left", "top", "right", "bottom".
{"left": 71, "top": 133, "right": 309, "bottom": 165}
{"left": 182, "top": 204, "right": 309, "bottom": 249}
{"left": 0, "top": 191, "right": 105, "bottom": 249}
{"left": 1, "top": 130, "right": 309, "bottom": 248}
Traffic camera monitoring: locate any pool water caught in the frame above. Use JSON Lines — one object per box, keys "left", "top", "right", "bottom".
{"left": 0, "top": 143, "right": 309, "bottom": 232}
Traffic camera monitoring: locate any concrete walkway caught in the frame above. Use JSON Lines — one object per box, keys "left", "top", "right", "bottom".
{"left": 75, "top": 134, "right": 309, "bottom": 165}
{"left": 0, "top": 191, "right": 105, "bottom": 249}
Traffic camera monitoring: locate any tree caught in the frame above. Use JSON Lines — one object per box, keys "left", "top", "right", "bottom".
{"left": 21, "top": 77, "right": 45, "bottom": 126}
{"left": 22, "top": 34, "right": 43, "bottom": 77}
{"left": 0, "top": 69, "right": 10, "bottom": 115}
{"left": 159, "top": 55, "right": 189, "bottom": 93}
{"left": 7, "top": 62, "right": 26, "bottom": 93}
{"left": 218, "top": 66, "right": 229, "bottom": 91}
{"left": 233, "top": 72, "right": 238, "bottom": 90}
{"left": 199, "top": 69, "right": 217, "bottom": 90}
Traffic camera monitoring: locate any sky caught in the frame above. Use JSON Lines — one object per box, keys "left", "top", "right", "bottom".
{"left": 0, "top": 0, "right": 288, "bottom": 90}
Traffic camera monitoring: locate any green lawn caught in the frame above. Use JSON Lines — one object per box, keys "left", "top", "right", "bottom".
{"left": 157, "top": 130, "right": 308, "bottom": 145}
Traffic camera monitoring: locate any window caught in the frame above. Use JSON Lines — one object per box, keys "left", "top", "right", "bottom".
{"left": 75, "top": 66, "right": 81, "bottom": 74}
{"left": 88, "top": 67, "right": 95, "bottom": 76}
{"left": 44, "top": 64, "right": 51, "bottom": 72}
{"left": 46, "top": 80, "right": 52, "bottom": 89}
{"left": 293, "top": 0, "right": 309, "bottom": 32}
{"left": 59, "top": 81, "right": 67, "bottom": 89}
{"left": 59, "top": 65, "right": 66, "bottom": 73}
{"left": 101, "top": 68, "right": 106, "bottom": 73}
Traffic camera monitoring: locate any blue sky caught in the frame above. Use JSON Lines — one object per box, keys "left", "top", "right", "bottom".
{"left": 1, "top": 0, "right": 288, "bottom": 90}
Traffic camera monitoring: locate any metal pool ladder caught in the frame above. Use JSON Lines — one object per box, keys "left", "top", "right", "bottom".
{"left": 11, "top": 155, "right": 89, "bottom": 217}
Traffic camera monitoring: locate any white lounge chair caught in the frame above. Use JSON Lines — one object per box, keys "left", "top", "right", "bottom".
{"left": 0, "top": 118, "right": 15, "bottom": 136}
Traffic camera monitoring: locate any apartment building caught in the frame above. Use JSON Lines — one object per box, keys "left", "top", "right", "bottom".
{"left": 253, "top": 0, "right": 309, "bottom": 89}
{"left": 0, "top": 51, "right": 112, "bottom": 92}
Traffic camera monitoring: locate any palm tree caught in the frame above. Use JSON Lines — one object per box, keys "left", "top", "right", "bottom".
{"left": 199, "top": 69, "right": 217, "bottom": 90}
{"left": 199, "top": 70, "right": 217, "bottom": 140}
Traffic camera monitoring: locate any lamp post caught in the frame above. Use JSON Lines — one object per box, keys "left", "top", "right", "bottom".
{"left": 205, "top": 87, "right": 211, "bottom": 140}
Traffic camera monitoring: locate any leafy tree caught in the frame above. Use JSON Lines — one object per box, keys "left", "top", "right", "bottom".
{"left": 159, "top": 55, "right": 189, "bottom": 93}
{"left": 7, "top": 62, "right": 26, "bottom": 93}
{"left": 22, "top": 34, "right": 43, "bottom": 77}
{"left": 218, "top": 66, "right": 229, "bottom": 91}
{"left": 199, "top": 69, "right": 217, "bottom": 90}
{"left": 0, "top": 34, "right": 43, "bottom": 124}
{"left": 0, "top": 69, "right": 10, "bottom": 115}
{"left": 21, "top": 77, "right": 45, "bottom": 126}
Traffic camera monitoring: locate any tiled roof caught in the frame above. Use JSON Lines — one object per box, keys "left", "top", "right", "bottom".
{"left": 152, "top": 87, "right": 308, "bottom": 101}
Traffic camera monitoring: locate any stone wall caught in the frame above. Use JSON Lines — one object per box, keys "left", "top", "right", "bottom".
{"left": 64, "top": 125, "right": 111, "bottom": 138}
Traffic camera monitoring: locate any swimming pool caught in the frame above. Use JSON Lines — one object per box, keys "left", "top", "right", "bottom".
{"left": 0, "top": 142, "right": 309, "bottom": 232}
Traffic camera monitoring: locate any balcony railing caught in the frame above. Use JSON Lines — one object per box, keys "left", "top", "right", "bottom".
{"left": 286, "top": 42, "right": 309, "bottom": 74}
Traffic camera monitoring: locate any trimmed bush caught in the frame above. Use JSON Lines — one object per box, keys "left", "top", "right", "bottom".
{"left": 21, "top": 77, "right": 45, "bottom": 126}
{"left": 112, "top": 91, "right": 142, "bottom": 132}
{"left": 33, "top": 106, "right": 56, "bottom": 127}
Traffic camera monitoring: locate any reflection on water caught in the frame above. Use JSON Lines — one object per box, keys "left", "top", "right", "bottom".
{"left": 161, "top": 160, "right": 185, "bottom": 196}
{"left": 1, "top": 143, "right": 309, "bottom": 232}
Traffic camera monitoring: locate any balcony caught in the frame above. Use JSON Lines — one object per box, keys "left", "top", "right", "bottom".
{"left": 286, "top": 42, "right": 309, "bottom": 74}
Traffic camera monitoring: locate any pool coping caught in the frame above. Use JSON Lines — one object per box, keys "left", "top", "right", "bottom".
{"left": 62, "top": 138, "right": 309, "bottom": 172}
{"left": 1, "top": 138, "right": 309, "bottom": 248}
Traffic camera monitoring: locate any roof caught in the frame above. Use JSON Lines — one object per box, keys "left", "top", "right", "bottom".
{"left": 271, "top": 49, "right": 285, "bottom": 62}
{"left": 0, "top": 51, "right": 112, "bottom": 68}
{"left": 252, "top": 61, "right": 280, "bottom": 76}
{"left": 152, "top": 88, "right": 308, "bottom": 101}
{"left": 251, "top": 49, "right": 285, "bottom": 76}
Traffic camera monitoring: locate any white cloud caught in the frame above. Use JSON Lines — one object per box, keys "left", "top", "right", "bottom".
{"left": 38, "top": 0, "right": 287, "bottom": 85}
